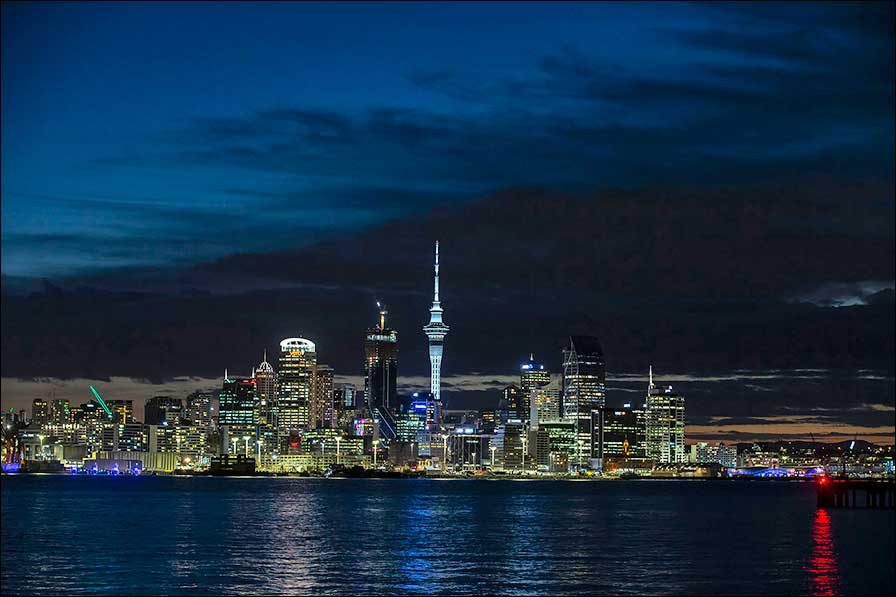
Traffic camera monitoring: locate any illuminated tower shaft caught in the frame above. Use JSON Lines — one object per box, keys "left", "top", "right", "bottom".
{"left": 422, "top": 241, "right": 449, "bottom": 405}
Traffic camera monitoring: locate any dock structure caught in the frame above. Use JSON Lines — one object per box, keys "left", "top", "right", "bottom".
{"left": 816, "top": 478, "right": 895, "bottom": 509}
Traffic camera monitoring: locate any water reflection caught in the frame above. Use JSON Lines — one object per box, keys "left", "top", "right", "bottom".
{"left": 808, "top": 509, "right": 840, "bottom": 596}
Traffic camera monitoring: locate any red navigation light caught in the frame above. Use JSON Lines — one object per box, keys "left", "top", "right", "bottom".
{"left": 819, "top": 476, "right": 827, "bottom": 484}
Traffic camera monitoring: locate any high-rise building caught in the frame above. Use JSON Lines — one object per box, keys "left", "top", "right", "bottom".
{"left": 499, "top": 384, "right": 522, "bottom": 424}
{"left": 530, "top": 380, "right": 562, "bottom": 428}
{"left": 219, "top": 375, "right": 258, "bottom": 456}
{"left": 185, "top": 391, "right": 214, "bottom": 428}
{"left": 644, "top": 367, "right": 686, "bottom": 464}
{"left": 364, "top": 303, "right": 398, "bottom": 415}
{"left": 107, "top": 400, "right": 134, "bottom": 425}
{"left": 277, "top": 338, "right": 317, "bottom": 430}
{"left": 50, "top": 399, "right": 72, "bottom": 425}
{"left": 561, "top": 335, "right": 606, "bottom": 468}
{"left": 334, "top": 383, "right": 356, "bottom": 411}
{"left": 254, "top": 351, "right": 277, "bottom": 427}
{"left": 219, "top": 376, "right": 257, "bottom": 427}
{"left": 31, "top": 398, "right": 48, "bottom": 428}
{"left": 311, "top": 364, "right": 335, "bottom": 429}
{"left": 422, "top": 241, "right": 449, "bottom": 415}
{"left": 144, "top": 397, "right": 184, "bottom": 426}
{"left": 593, "top": 405, "right": 646, "bottom": 466}
{"left": 540, "top": 420, "right": 577, "bottom": 472}
{"left": 492, "top": 421, "right": 525, "bottom": 470}
{"left": 520, "top": 354, "right": 550, "bottom": 421}
{"left": 479, "top": 409, "right": 497, "bottom": 434}
{"left": 396, "top": 397, "right": 429, "bottom": 443}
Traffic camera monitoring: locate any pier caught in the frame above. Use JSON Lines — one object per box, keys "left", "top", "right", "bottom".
{"left": 816, "top": 478, "right": 896, "bottom": 509}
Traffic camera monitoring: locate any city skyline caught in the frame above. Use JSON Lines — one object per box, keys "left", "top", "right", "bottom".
{"left": 1, "top": 2, "right": 893, "bottom": 445}
{"left": 1, "top": 4, "right": 893, "bottom": 596}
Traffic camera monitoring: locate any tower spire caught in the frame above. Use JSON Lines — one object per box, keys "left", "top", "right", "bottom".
{"left": 433, "top": 240, "right": 440, "bottom": 303}
{"left": 377, "top": 301, "right": 387, "bottom": 330}
{"left": 649, "top": 365, "right": 654, "bottom": 390}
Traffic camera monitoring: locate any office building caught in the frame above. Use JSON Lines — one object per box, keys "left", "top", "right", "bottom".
{"left": 364, "top": 303, "right": 398, "bottom": 415}
{"left": 31, "top": 398, "right": 48, "bottom": 428}
{"left": 185, "top": 391, "right": 214, "bottom": 428}
{"left": 521, "top": 354, "right": 550, "bottom": 421}
{"left": 254, "top": 351, "right": 277, "bottom": 427}
{"left": 107, "top": 400, "right": 134, "bottom": 425}
{"left": 530, "top": 380, "right": 562, "bottom": 428}
{"left": 50, "top": 399, "right": 72, "bottom": 425}
{"left": 692, "top": 442, "right": 737, "bottom": 468}
{"left": 335, "top": 383, "right": 357, "bottom": 410}
{"left": 593, "top": 406, "right": 646, "bottom": 467}
{"left": 645, "top": 367, "right": 686, "bottom": 464}
{"left": 144, "top": 397, "right": 184, "bottom": 426}
{"left": 220, "top": 376, "right": 257, "bottom": 426}
{"left": 500, "top": 384, "right": 523, "bottom": 423}
{"left": 561, "top": 335, "right": 606, "bottom": 467}
{"left": 277, "top": 338, "right": 317, "bottom": 430}
{"left": 311, "top": 364, "right": 335, "bottom": 429}
{"left": 540, "top": 420, "right": 577, "bottom": 472}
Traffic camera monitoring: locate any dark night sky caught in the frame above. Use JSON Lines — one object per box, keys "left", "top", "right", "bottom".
{"left": 1, "top": 1, "right": 893, "bottom": 443}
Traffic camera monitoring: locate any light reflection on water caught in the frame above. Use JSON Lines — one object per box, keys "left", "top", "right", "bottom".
{"left": 808, "top": 509, "right": 840, "bottom": 597}
{"left": 1, "top": 476, "right": 893, "bottom": 595}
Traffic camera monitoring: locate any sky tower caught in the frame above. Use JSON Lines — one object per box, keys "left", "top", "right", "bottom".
{"left": 423, "top": 240, "right": 449, "bottom": 405}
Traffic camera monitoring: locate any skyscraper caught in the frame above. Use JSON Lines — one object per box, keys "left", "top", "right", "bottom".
{"left": 277, "top": 338, "right": 317, "bottom": 430}
{"left": 31, "top": 398, "right": 48, "bottom": 428}
{"left": 364, "top": 303, "right": 398, "bottom": 415}
{"left": 185, "top": 391, "right": 214, "bottom": 428}
{"left": 311, "top": 364, "right": 335, "bottom": 429}
{"left": 422, "top": 241, "right": 449, "bottom": 409}
{"left": 521, "top": 354, "right": 550, "bottom": 423}
{"left": 500, "top": 384, "right": 522, "bottom": 423}
{"left": 219, "top": 376, "right": 257, "bottom": 427}
{"left": 561, "top": 335, "right": 606, "bottom": 468}
{"left": 219, "top": 375, "right": 258, "bottom": 455}
{"left": 592, "top": 405, "right": 646, "bottom": 467}
{"left": 645, "top": 367, "right": 686, "bottom": 464}
{"left": 254, "top": 350, "right": 276, "bottom": 427}
{"left": 50, "top": 399, "right": 71, "bottom": 425}
{"left": 106, "top": 400, "right": 134, "bottom": 425}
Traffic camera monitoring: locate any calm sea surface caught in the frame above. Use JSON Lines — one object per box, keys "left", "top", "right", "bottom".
{"left": 1, "top": 475, "right": 893, "bottom": 596}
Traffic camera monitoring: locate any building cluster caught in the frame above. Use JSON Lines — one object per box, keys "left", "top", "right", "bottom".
{"left": 5, "top": 240, "right": 849, "bottom": 478}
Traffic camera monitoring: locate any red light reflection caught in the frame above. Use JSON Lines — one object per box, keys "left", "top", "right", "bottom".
{"left": 808, "top": 509, "right": 840, "bottom": 596}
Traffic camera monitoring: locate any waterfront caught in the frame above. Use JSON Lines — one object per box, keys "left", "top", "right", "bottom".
{"left": 1, "top": 476, "right": 894, "bottom": 595}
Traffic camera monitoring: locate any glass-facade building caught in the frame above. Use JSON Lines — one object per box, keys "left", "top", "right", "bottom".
{"left": 561, "top": 335, "right": 606, "bottom": 467}
{"left": 593, "top": 406, "right": 646, "bottom": 465}
{"left": 277, "top": 338, "right": 317, "bottom": 431}
{"left": 645, "top": 383, "right": 686, "bottom": 464}
{"left": 364, "top": 307, "right": 398, "bottom": 415}
{"left": 520, "top": 355, "right": 551, "bottom": 423}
